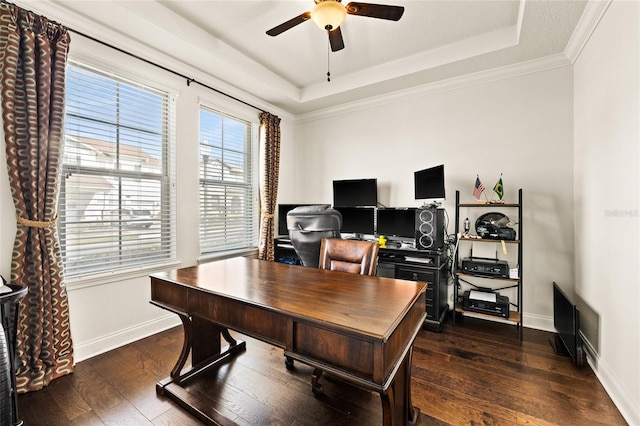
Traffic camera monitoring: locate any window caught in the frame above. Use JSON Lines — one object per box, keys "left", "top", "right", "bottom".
{"left": 60, "top": 62, "right": 176, "bottom": 277}
{"left": 199, "top": 106, "right": 258, "bottom": 255}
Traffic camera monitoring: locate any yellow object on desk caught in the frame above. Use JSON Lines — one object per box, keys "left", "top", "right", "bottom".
{"left": 378, "top": 235, "right": 387, "bottom": 248}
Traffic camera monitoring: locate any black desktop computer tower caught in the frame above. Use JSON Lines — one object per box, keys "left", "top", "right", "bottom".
{"left": 415, "top": 207, "right": 445, "bottom": 250}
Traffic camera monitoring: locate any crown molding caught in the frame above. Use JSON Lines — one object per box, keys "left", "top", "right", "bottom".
{"left": 295, "top": 52, "right": 572, "bottom": 124}
{"left": 300, "top": 24, "right": 521, "bottom": 104}
{"left": 12, "top": 0, "right": 295, "bottom": 122}
{"left": 564, "top": 0, "right": 612, "bottom": 64}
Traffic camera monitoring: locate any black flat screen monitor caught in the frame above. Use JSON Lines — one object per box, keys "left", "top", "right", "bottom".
{"left": 414, "top": 164, "right": 445, "bottom": 200}
{"left": 335, "top": 207, "right": 375, "bottom": 235}
{"left": 277, "top": 204, "right": 313, "bottom": 236}
{"left": 333, "top": 178, "right": 377, "bottom": 207}
{"left": 552, "top": 281, "right": 585, "bottom": 366}
{"left": 377, "top": 208, "right": 416, "bottom": 238}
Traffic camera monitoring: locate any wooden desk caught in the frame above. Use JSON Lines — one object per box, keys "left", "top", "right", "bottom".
{"left": 150, "top": 257, "right": 426, "bottom": 425}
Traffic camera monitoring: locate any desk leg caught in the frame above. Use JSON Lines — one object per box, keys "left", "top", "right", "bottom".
{"left": 155, "top": 313, "right": 247, "bottom": 425}
{"left": 169, "top": 312, "right": 192, "bottom": 380}
{"left": 380, "top": 347, "right": 419, "bottom": 426}
{"left": 311, "top": 368, "right": 324, "bottom": 395}
{"left": 156, "top": 312, "right": 246, "bottom": 391}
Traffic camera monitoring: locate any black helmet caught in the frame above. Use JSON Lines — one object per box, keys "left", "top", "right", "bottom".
{"left": 475, "top": 212, "right": 516, "bottom": 240}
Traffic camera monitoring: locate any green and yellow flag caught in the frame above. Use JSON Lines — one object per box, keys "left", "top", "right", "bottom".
{"left": 493, "top": 175, "right": 504, "bottom": 200}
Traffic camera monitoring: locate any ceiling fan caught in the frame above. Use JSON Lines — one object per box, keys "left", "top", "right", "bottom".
{"left": 266, "top": 0, "right": 405, "bottom": 52}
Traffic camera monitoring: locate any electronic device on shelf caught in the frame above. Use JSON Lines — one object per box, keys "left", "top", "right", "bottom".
{"left": 404, "top": 256, "right": 433, "bottom": 265}
{"left": 376, "top": 208, "right": 417, "bottom": 239}
{"left": 551, "top": 281, "right": 586, "bottom": 366}
{"left": 414, "top": 164, "right": 445, "bottom": 205}
{"left": 461, "top": 257, "right": 510, "bottom": 278}
{"left": 333, "top": 178, "right": 377, "bottom": 207}
{"left": 415, "top": 206, "right": 445, "bottom": 250}
{"left": 334, "top": 206, "right": 375, "bottom": 236}
{"left": 378, "top": 249, "right": 440, "bottom": 264}
{"left": 462, "top": 289, "right": 510, "bottom": 318}
{"left": 475, "top": 212, "right": 517, "bottom": 240}
{"left": 276, "top": 240, "right": 294, "bottom": 249}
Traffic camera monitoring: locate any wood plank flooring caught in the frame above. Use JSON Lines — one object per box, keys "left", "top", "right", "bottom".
{"left": 17, "top": 316, "right": 626, "bottom": 425}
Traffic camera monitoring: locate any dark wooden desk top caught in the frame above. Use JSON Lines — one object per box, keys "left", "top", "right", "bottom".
{"left": 151, "top": 257, "right": 426, "bottom": 341}
{"left": 152, "top": 257, "right": 427, "bottom": 424}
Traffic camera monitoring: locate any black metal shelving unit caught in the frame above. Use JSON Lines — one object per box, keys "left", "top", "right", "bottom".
{"left": 453, "top": 189, "right": 523, "bottom": 337}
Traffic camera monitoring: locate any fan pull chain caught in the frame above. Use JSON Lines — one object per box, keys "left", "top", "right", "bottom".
{"left": 327, "top": 38, "right": 331, "bottom": 82}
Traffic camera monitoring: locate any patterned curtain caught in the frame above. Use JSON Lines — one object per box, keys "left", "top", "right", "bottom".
{"left": 0, "top": 3, "right": 74, "bottom": 392}
{"left": 258, "top": 112, "right": 281, "bottom": 261}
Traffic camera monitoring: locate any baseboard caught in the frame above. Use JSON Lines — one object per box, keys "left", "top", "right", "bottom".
{"left": 520, "top": 316, "right": 636, "bottom": 424}
{"left": 582, "top": 334, "right": 638, "bottom": 426}
{"left": 522, "top": 312, "right": 554, "bottom": 332}
{"left": 73, "top": 314, "right": 181, "bottom": 363}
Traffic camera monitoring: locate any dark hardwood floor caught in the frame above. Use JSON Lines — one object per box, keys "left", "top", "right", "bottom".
{"left": 18, "top": 316, "right": 626, "bottom": 425}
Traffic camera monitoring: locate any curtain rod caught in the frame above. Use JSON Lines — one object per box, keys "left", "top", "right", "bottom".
{"left": 1, "top": 0, "right": 267, "bottom": 114}
{"left": 70, "top": 29, "right": 267, "bottom": 114}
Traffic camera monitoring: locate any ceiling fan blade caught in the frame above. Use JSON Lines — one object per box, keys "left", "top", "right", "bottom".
{"left": 329, "top": 27, "right": 345, "bottom": 52}
{"left": 345, "top": 2, "right": 405, "bottom": 21}
{"left": 266, "top": 12, "right": 312, "bottom": 36}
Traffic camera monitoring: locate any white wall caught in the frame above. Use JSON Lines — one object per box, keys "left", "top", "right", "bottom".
{"left": 573, "top": 1, "right": 639, "bottom": 424}
{"left": 291, "top": 66, "right": 575, "bottom": 329}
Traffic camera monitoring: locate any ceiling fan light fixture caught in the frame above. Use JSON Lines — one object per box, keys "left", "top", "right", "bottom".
{"left": 311, "top": 0, "right": 347, "bottom": 31}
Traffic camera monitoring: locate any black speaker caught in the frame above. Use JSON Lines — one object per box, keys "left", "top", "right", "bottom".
{"left": 415, "top": 207, "right": 445, "bottom": 250}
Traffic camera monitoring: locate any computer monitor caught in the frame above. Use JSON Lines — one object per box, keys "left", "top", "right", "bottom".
{"left": 376, "top": 208, "right": 416, "bottom": 238}
{"left": 335, "top": 207, "right": 375, "bottom": 236}
{"left": 333, "top": 178, "right": 377, "bottom": 207}
{"left": 414, "top": 164, "right": 445, "bottom": 201}
{"left": 552, "top": 282, "right": 585, "bottom": 366}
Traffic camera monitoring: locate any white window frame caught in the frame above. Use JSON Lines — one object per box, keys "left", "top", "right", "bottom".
{"left": 198, "top": 104, "right": 259, "bottom": 259}
{"left": 60, "top": 60, "right": 177, "bottom": 283}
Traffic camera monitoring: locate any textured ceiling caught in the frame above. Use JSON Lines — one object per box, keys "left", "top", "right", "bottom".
{"left": 25, "top": 0, "right": 588, "bottom": 115}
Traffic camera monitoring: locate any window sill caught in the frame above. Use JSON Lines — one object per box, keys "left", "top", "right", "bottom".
{"left": 198, "top": 248, "right": 259, "bottom": 265}
{"left": 65, "top": 260, "right": 182, "bottom": 291}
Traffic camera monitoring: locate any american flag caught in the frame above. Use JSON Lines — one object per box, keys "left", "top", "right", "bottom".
{"left": 473, "top": 176, "right": 485, "bottom": 199}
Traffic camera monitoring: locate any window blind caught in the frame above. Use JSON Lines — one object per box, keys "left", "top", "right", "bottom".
{"left": 60, "top": 62, "right": 176, "bottom": 277}
{"left": 199, "top": 106, "right": 258, "bottom": 254}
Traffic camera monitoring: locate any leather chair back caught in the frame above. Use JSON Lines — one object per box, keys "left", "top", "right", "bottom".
{"left": 318, "top": 238, "right": 380, "bottom": 276}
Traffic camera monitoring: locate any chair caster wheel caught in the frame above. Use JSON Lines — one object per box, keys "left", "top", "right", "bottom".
{"left": 312, "top": 383, "right": 324, "bottom": 395}
{"left": 284, "top": 355, "right": 294, "bottom": 370}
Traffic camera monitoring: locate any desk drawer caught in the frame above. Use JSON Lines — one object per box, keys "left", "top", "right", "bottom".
{"left": 293, "top": 322, "right": 374, "bottom": 379}
{"left": 151, "top": 278, "right": 188, "bottom": 312}
{"left": 190, "top": 293, "right": 288, "bottom": 346}
{"left": 397, "top": 267, "right": 434, "bottom": 284}
{"left": 425, "top": 302, "right": 435, "bottom": 319}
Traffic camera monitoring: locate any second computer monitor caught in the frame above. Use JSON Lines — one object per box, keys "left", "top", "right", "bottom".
{"left": 376, "top": 208, "right": 417, "bottom": 238}
{"left": 335, "top": 207, "right": 375, "bottom": 236}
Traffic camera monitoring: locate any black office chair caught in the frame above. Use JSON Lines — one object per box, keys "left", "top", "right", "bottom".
{"left": 286, "top": 205, "right": 342, "bottom": 268}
